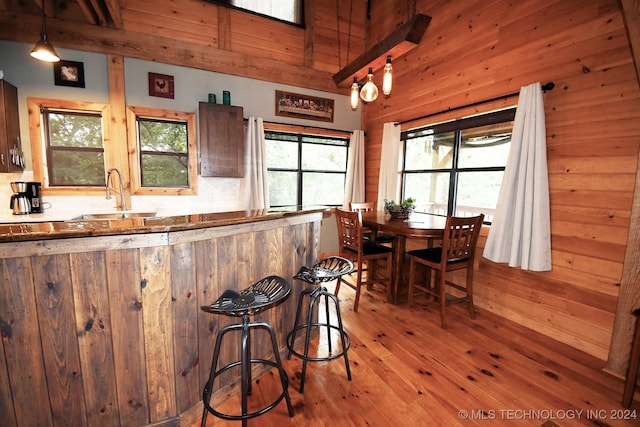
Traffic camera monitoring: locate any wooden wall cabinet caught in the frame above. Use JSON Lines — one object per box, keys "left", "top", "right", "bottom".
{"left": 198, "top": 102, "right": 244, "bottom": 177}
{"left": 0, "top": 79, "right": 24, "bottom": 172}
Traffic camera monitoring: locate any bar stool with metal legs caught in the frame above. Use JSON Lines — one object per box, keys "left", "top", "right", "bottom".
{"left": 286, "top": 256, "right": 354, "bottom": 393}
{"left": 200, "top": 275, "right": 294, "bottom": 427}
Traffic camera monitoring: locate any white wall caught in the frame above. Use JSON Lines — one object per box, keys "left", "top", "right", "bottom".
{"left": 0, "top": 41, "right": 361, "bottom": 218}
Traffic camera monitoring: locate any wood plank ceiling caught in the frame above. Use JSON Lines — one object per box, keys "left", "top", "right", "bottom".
{"left": 39, "top": 0, "right": 122, "bottom": 28}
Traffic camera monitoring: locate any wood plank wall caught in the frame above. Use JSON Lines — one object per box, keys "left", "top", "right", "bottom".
{"left": 0, "top": 217, "right": 320, "bottom": 426}
{"left": 362, "top": 0, "right": 640, "bottom": 362}
{"left": 0, "top": 0, "right": 639, "bottom": 368}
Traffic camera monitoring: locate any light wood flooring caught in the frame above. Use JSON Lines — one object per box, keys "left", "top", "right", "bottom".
{"left": 197, "top": 281, "right": 639, "bottom": 426}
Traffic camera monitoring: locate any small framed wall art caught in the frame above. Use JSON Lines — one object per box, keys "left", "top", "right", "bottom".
{"left": 53, "top": 60, "right": 85, "bottom": 88}
{"left": 148, "top": 72, "right": 174, "bottom": 99}
{"left": 275, "top": 90, "right": 334, "bottom": 122}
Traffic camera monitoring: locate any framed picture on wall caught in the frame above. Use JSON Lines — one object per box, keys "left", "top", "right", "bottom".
{"left": 53, "top": 60, "right": 85, "bottom": 88}
{"left": 275, "top": 90, "right": 334, "bottom": 122}
{"left": 148, "top": 72, "right": 175, "bottom": 99}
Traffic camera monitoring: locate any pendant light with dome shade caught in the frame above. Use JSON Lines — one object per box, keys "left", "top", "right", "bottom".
{"left": 30, "top": 0, "right": 60, "bottom": 63}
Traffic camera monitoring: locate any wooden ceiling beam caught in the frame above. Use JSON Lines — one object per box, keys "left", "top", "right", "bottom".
{"left": 0, "top": 14, "right": 340, "bottom": 94}
{"left": 76, "top": 0, "right": 98, "bottom": 25}
{"left": 332, "top": 13, "right": 431, "bottom": 87}
{"left": 76, "top": 0, "right": 117, "bottom": 27}
{"left": 103, "top": 0, "right": 123, "bottom": 28}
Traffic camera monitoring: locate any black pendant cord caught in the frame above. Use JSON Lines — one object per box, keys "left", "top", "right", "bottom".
{"left": 399, "top": 82, "right": 555, "bottom": 126}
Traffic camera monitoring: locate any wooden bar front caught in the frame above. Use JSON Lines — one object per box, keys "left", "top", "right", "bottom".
{"left": 0, "top": 211, "right": 322, "bottom": 427}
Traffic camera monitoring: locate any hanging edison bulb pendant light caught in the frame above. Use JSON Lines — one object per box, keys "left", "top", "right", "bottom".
{"left": 359, "top": 67, "right": 379, "bottom": 103}
{"left": 350, "top": 77, "right": 360, "bottom": 110}
{"left": 382, "top": 56, "right": 393, "bottom": 96}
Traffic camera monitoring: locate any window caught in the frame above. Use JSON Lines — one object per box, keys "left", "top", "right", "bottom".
{"left": 265, "top": 130, "right": 349, "bottom": 208}
{"left": 43, "top": 109, "right": 105, "bottom": 186}
{"left": 28, "top": 98, "right": 111, "bottom": 193}
{"left": 205, "top": 0, "right": 304, "bottom": 26}
{"left": 127, "top": 107, "right": 197, "bottom": 195}
{"left": 401, "top": 108, "right": 516, "bottom": 223}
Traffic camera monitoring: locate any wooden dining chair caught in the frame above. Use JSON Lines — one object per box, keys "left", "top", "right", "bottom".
{"left": 334, "top": 208, "right": 394, "bottom": 312}
{"left": 407, "top": 214, "right": 484, "bottom": 328}
{"left": 349, "top": 202, "right": 395, "bottom": 245}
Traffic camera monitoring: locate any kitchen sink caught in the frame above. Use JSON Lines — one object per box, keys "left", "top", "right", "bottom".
{"left": 70, "top": 212, "right": 157, "bottom": 220}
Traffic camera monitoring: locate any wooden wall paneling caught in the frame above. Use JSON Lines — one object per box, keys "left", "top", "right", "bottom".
{"left": 550, "top": 204, "right": 630, "bottom": 236}
{"left": 105, "top": 248, "right": 150, "bottom": 427}
{"left": 362, "top": 0, "right": 640, "bottom": 364}
{"left": 229, "top": 9, "right": 304, "bottom": 66}
{"left": 249, "top": 228, "right": 271, "bottom": 360}
{"left": 31, "top": 254, "right": 87, "bottom": 426}
{"left": 121, "top": 0, "right": 218, "bottom": 46}
{"left": 311, "top": 0, "right": 367, "bottom": 73}
{"left": 69, "top": 251, "right": 119, "bottom": 426}
{"left": 474, "top": 270, "right": 612, "bottom": 360}
{"left": 194, "top": 238, "right": 222, "bottom": 405}
{"left": 0, "top": 257, "right": 52, "bottom": 426}
{"left": 0, "top": 309, "right": 16, "bottom": 427}
{"left": 171, "top": 242, "right": 200, "bottom": 413}
{"left": 367, "top": 0, "right": 414, "bottom": 47}
{"left": 139, "top": 245, "right": 177, "bottom": 422}
{"left": 303, "top": 0, "right": 314, "bottom": 68}
{"left": 215, "top": 235, "right": 239, "bottom": 387}
{"left": 551, "top": 225, "right": 627, "bottom": 263}
{"left": 217, "top": 3, "right": 231, "bottom": 50}
{"left": 607, "top": 0, "right": 640, "bottom": 376}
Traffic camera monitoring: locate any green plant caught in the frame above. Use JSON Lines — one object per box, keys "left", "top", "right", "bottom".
{"left": 384, "top": 197, "right": 416, "bottom": 212}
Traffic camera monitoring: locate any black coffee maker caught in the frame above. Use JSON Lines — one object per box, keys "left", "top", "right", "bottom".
{"left": 25, "top": 182, "right": 43, "bottom": 213}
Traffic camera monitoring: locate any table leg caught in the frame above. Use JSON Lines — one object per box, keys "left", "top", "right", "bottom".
{"left": 391, "top": 235, "right": 406, "bottom": 305}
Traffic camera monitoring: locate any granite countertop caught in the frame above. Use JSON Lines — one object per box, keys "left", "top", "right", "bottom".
{"left": 0, "top": 207, "right": 328, "bottom": 243}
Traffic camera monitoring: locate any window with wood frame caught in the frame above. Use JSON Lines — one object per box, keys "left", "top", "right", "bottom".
{"left": 126, "top": 106, "right": 197, "bottom": 195}
{"left": 28, "top": 98, "right": 111, "bottom": 194}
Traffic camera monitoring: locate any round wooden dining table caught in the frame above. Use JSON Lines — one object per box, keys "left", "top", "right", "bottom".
{"left": 360, "top": 210, "right": 447, "bottom": 304}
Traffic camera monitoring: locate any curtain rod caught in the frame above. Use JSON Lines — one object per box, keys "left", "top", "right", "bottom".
{"left": 398, "top": 82, "right": 555, "bottom": 126}
{"left": 244, "top": 118, "right": 353, "bottom": 135}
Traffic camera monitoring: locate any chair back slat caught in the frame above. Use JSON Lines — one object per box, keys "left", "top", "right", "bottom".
{"left": 335, "top": 208, "right": 363, "bottom": 253}
{"left": 350, "top": 202, "right": 375, "bottom": 212}
{"left": 442, "top": 215, "right": 484, "bottom": 263}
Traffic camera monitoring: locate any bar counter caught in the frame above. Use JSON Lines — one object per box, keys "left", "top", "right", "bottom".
{"left": 0, "top": 208, "right": 323, "bottom": 427}
{"left": 0, "top": 207, "right": 327, "bottom": 242}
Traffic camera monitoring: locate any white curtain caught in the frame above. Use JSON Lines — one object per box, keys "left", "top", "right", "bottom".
{"left": 483, "top": 82, "right": 552, "bottom": 271}
{"left": 377, "top": 122, "right": 402, "bottom": 210}
{"left": 243, "top": 116, "right": 269, "bottom": 210}
{"left": 343, "top": 130, "right": 365, "bottom": 209}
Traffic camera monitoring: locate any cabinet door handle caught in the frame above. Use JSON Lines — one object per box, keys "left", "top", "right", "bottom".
{"left": 1, "top": 153, "right": 4, "bottom": 165}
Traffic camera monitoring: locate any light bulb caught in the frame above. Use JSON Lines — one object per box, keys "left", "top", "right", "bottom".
{"left": 30, "top": 0, "right": 60, "bottom": 63}
{"left": 360, "top": 67, "right": 378, "bottom": 103}
{"left": 30, "top": 35, "right": 60, "bottom": 62}
{"left": 350, "top": 77, "right": 359, "bottom": 110}
{"left": 382, "top": 56, "right": 392, "bottom": 95}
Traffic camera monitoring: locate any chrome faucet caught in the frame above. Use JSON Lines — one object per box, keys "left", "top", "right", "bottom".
{"left": 106, "top": 167, "right": 127, "bottom": 211}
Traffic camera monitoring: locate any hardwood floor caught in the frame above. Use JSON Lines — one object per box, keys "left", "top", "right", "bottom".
{"left": 198, "top": 281, "right": 639, "bottom": 426}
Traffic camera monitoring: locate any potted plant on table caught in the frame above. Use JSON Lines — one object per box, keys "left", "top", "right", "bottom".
{"left": 384, "top": 197, "right": 416, "bottom": 219}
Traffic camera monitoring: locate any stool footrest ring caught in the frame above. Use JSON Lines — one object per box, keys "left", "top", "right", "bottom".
{"left": 286, "top": 324, "right": 350, "bottom": 362}
{"left": 202, "top": 358, "right": 290, "bottom": 422}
